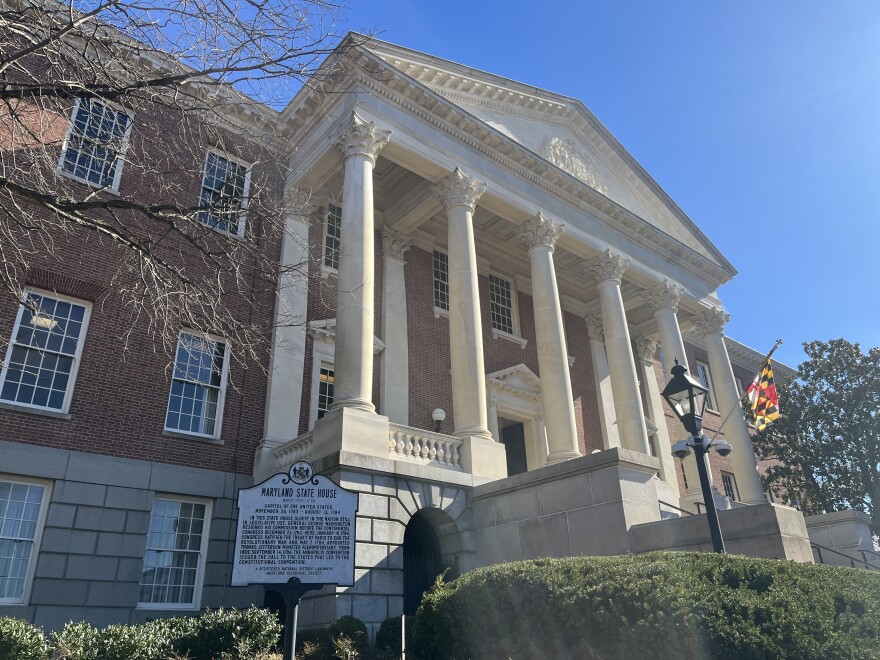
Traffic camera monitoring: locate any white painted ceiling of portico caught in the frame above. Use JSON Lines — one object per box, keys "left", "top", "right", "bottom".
{"left": 364, "top": 38, "right": 728, "bottom": 272}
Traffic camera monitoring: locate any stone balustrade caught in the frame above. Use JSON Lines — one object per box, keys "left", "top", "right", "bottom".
{"left": 274, "top": 431, "right": 314, "bottom": 470}
{"left": 389, "top": 423, "right": 463, "bottom": 469}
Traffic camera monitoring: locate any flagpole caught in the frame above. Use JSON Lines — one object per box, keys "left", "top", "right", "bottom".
{"left": 707, "top": 339, "right": 782, "bottom": 442}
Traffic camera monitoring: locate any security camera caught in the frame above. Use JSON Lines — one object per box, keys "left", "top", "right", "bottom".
{"left": 712, "top": 440, "right": 733, "bottom": 457}
{"left": 671, "top": 440, "right": 692, "bottom": 460}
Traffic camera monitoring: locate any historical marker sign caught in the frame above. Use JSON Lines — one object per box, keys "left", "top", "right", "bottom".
{"left": 232, "top": 462, "right": 358, "bottom": 587}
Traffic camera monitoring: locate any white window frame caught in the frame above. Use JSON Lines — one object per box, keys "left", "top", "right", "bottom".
{"left": 322, "top": 202, "right": 342, "bottom": 275}
{"left": 488, "top": 271, "right": 526, "bottom": 348}
{"left": 694, "top": 359, "right": 718, "bottom": 413}
{"left": 721, "top": 471, "right": 739, "bottom": 502}
{"left": 137, "top": 495, "right": 212, "bottom": 611}
{"left": 197, "top": 149, "right": 252, "bottom": 238}
{"left": 0, "top": 475, "right": 52, "bottom": 606}
{"left": 309, "top": 334, "right": 336, "bottom": 430}
{"left": 56, "top": 98, "right": 133, "bottom": 193}
{"left": 164, "top": 330, "right": 230, "bottom": 440}
{"left": 0, "top": 289, "right": 92, "bottom": 415}
{"left": 432, "top": 249, "right": 450, "bottom": 317}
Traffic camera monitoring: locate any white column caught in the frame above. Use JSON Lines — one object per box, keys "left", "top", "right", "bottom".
{"left": 585, "top": 315, "right": 621, "bottom": 450}
{"left": 517, "top": 213, "right": 581, "bottom": 465}
{"left": 585, "top": 250, "right": 650, "bottom": 455}
{"left": 635, "top": 336, "right": 678, "bottom": 491}
{"left": 255, "top": 187, "right": 313, "bottom": 478}
{"left": 330, "top": 112, "right": 390, "bottom": 413}
{"left": 646, "top": 280, "right": 704, "bottom": 498}
{"left": 380, "top": 228, "right": 411, "bottom": 424}
{"left": 693, "top": 308, "right": 767, "bottom": 504}
{"left": 433, "top": 168, "right": 492, "bottom": 440}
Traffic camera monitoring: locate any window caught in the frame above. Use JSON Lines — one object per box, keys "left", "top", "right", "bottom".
{"left": 721, "top": 471, "right": 739, "bottom": 501}
{"left": 488, "top": 274, "right": 515, "bottom": 335}
{"left": 58, "top": 98, "right": 132, "bottom": 190}
{"left": 165, "top": 332, "right": 228, "bottom": 438}
{"left": 198, "top": 151, "right": 250, "bottom": 236}
{"left": 0, "top": 291, "right": 90, "bottom": 412}
{"left": 138, "top": 497, "right": 211, "bottom": 609}
{"left": 0, "top": 478, "right": 49, "bottom": 604}
{"left": 432, "top": 250, "right": 449, "bottom": 312}
{"left": 324, "top": 203, "right": 342, "bottom": 270}
{"left": 694, "top": 360, "right": 717, "bottom": 411}
{"left": 317, "top": 364, "right": 334, "bottom": 419}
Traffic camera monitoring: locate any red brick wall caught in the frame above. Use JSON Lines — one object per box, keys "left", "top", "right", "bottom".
{"left": 0, "top": 100, "right": 283, "bottom": 475}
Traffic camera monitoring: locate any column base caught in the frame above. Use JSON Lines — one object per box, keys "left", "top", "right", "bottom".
{"left": 329, "top": 398, "right": 376, "bottom": 414}
{"left": 312, "top": 406, "right": 389, "bottom": 460}
{"left": 453, "top": 426, "right": 494, "bottom": 442}
{"left": 545, "top": 449, "right": 582, "bottom": 466}
{"left": 459, "top": 435, "right": 508, "bottom": 480}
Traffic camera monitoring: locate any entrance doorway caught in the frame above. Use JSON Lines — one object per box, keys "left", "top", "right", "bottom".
{"left": 403, "top": 513, "right": 443, "bottom": 615}
{"left": 498, "top": 417, "right": 528, "bottom": 476}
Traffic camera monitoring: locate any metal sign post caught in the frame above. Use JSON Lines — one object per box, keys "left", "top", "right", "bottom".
{"left": 232, "top": 462, "right": 358, "bottom": 660}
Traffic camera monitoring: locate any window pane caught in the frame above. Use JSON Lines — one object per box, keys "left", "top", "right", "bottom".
{"left": 166, "top": 332, "right": 226, "bottom": 436}
{"left": 0, "top": 481, "right": 44, "bottom": 602}
{"left": 324, "top": 204, "right": 341, "bottom": 269}
{"left": 198, "top": 152, "right": 248, "bottom": 234}
{"left": 60, "top": 100, "right": 130, "bottom": 188}
{"left": 432, "top": 250, "right": 449, "bottom": 311}
{"left": 488, "top": 274, "right": 514, "bottom": 334}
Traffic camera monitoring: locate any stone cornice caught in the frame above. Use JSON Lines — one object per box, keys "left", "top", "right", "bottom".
{"left": 433, "top": 168, "right": 487, "bottom": 212}
{"left": 281, "top": 45, "right": 734, "bottom": 288}
{"left": 517, "top": 212, "right": 563, "bottom": 252}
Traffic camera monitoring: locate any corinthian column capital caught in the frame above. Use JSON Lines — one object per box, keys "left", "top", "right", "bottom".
{"left": 517, "top": 212, "right": 564, "bottom": 252}
{"left": 585, "top": 314, "right": 604, "bottom": 343}
{"left": 433, "top": 168, "right": 487, "bottom": 212}
{"left": 282, "top": 186, "right": 315, "bottom": 223}
{"left": 645, "top": 280, "right": 684, "bottom": 314}
{"left": 635, "top": 336, "right": 659, "bottom": 363}
{"left": 692, "top": 307, "right": 730, "bottom": 338}
{"left": 334, "top": 111, "right": 391, "bottom": 165}
{"left": 585, "top": 249, "right": 629, "bottom": 284}
{"left": 381, "top": 227, "right": 412, "bottom": 261}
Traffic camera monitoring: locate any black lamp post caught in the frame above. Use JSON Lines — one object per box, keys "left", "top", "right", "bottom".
{"left": 661, "top": 359, "right": 731, "bottom": 553}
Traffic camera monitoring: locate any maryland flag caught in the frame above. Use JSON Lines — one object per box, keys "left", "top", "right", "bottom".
{"left": 747, "top": 358, "right": 780, "bottom": 431}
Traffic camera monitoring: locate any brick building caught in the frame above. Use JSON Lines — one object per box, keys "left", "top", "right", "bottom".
{"left": 4, "top": 32, "right": 844, "bottom": 637}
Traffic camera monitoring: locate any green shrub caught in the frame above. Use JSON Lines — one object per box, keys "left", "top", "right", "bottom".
{"left": 411, "top": 552, "right": 880, "bottom": 660}
{"left": 375, "top": 615, "right": 415, "bottom": 658}
{"left": 170, "top": 607, "right": 281, "bottom": 660}
{"left": 0, "top": 616, "right": 49, "bottom": 660}
{"left": 326, "top": 616, "right": 368, "bottom": 659}
{"left": 53, "top": 620, "right": 172, "bottom": 660}
{"left": 296, "top": 628, "right": 331, "bottom": 660}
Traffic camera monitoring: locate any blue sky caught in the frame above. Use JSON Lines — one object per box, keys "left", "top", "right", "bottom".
{"left": 338, "top": 1, "right": 880, "bottom": 370}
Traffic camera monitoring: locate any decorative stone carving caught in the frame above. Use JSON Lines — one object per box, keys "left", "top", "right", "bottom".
{"left": 333, "top": 111, "right": 391, "bottom": 165}
{"left": 692, "top": 307, "right": 730, "bottom": 338}
{"left": 432, "top": 168, "right": 487, "bottom": 212}
{"left": 585, "top": 314, "right": 604, "bottom": 343}
{"left": 282, "top": 186, "right": 314, "bottom": 224}
{"left": 546, "top": 137, "right": 609, "bottom": 195}
{"left": 585, "top": 250, "right": 629, "bottom": 284}
{"left": 381, "top": 227, "right": 412, "bottom": 261}
{"left": 635, "top": 336, "right": 659, "bottom": 363}
{"left": 645, "top": 280, "right": 684, "bottom": 314}
{"left": 517, "top": 212, "right": 563, "bottom": 252}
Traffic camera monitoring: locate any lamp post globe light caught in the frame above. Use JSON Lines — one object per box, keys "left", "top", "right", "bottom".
{"left": 661, "top": 359, "right": 730, "bottom": 553}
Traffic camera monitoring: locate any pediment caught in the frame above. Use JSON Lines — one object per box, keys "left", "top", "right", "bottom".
{"left": 363, "top": 38, "right": 732, "bottom": 273}
{"left": 486, "top": 363, "right": 541, "bottom": 396}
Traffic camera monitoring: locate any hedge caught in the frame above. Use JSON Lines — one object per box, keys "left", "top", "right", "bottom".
{"left": 411, "top": 551, "right": 880, "bottom": 660}
{"left": 0, "top": 607, "right": 280, "bottom": 660}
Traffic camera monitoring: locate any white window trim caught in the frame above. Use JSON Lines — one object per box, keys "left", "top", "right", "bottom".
{"left": 321, "top": 201, "right": 342, "bottom": 277}
{"left": 56, "top": 98, "right": 134, "bottom": 193}
{"left": 721, "top": 471, "right": 740, "bottom": 502}
{"left": 431, "top": 248, "right": 450, "bottom": 318}
{"left": 163, "top": 330, "right": 230, "bottom": 440}
{"left": 695, "top": 359, "right": 719, "bottom": 414}
{"left": 488, "top": 271, "right": 525, "bottom": 346}
{"left": 0, "top": 474, "right": 52, "bottom": 606}
{"left": 198, "top": 149, "right": 252, "bottom": 238}
{"left": 309, "top": 335, "right": 336, "bottom": 430}
{"left": 137, "top": 495, "right": 212, "bottom": 611}
{"left": 0, "top": 288, "right": 92, "bottom": 415}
